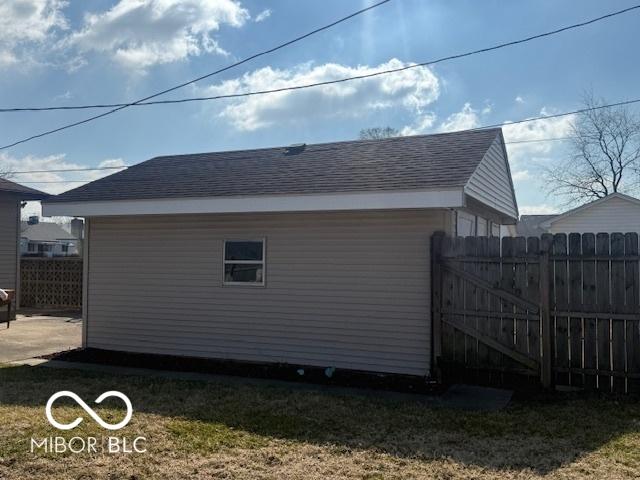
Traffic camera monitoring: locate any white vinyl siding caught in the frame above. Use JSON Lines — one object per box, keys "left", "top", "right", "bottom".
{"left": 0, "top": 198, "right": 18, "bottom": 290}
{"left": 464, "top": 136, "right": 518, "bottom": 219}
{"left": 549, "top": 196, "right": 640, "bottom": 234}
{"left": 86, "top": 210, "right": 443, "bottom": 376}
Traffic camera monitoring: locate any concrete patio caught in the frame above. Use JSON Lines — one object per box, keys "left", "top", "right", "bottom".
{"left": 0, "top": 314, "right": 81, "bottom": 363}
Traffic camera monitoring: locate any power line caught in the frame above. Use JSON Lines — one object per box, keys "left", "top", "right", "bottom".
{"left": 475, "top": 98, "right": 640, "bottom": 132}
{"left": 7, "top": 96, "right": 640, "bottom": 181}
{"left": 0, "top": 0, "right": 391, "bottom": 151}
{"left": 1, "top": 3, "right": 638, "bottom": 118}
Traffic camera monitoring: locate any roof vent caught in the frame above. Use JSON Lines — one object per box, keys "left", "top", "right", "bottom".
{"left": 284, "top": 143, "right": 306, "bottom": 155}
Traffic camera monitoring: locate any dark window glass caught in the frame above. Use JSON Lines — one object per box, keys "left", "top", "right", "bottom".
{"left": 225, "top": 241, "right": 263, "bottom": 261}
{"left": 225, "top": 264, "right": 263, "bottom": 283}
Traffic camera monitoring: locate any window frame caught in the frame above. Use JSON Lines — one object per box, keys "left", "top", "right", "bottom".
{"left": 222, "top": 238, "right": 266, "bottom": 287}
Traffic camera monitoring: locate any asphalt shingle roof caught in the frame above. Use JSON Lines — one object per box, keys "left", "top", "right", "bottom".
{"left": 21, "top": 222, "right": 76, "bottom": 242}
{"left": 46, "top": 129, "right": 503, "bottom": 204}
{"left": 0, "top": 178, "right": 47, "bottom": 199}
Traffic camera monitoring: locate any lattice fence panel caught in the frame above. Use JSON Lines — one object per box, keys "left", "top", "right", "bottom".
{"left": 20, "top": 258, "right": 82, "bottom": 308}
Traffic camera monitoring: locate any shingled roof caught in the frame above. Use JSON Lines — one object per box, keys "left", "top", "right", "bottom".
{"left": 46, "top": 129, "right": 503, "bottom": 204}
{"left": 0, "top": 178, "right": 47, "bottom": 200}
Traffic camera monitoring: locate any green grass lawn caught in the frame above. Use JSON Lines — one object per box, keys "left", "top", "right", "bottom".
{"left": 0, "top": 364, "right": 639, "bottom": 479}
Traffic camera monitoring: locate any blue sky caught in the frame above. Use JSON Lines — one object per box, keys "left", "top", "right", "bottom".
{"left": 1, "top": 0, "right": 639, "bottom": 217}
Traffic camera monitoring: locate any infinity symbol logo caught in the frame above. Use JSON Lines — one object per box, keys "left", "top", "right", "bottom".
{"left": 45, "top": 391, "right": 133, "bottom": 431}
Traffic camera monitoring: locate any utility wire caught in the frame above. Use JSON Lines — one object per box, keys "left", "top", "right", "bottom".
{"left": 475, "top": 98, "right": 640, "bottom": 132}
{"left": 0, "top": 0, "right": 391, "bottom": 150}
{"left": 9, "top": 96, "right": 640, "bottom": 181}
{"left": 1, "top": 3, "right": 638, "bottom": 119}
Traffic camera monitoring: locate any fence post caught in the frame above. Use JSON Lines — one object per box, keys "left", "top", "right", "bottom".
{"left": 539, "top": 235, "right": 554, "bottom": 389}
{"left": 431, "top": 231, "right": 445, "bottom": 381}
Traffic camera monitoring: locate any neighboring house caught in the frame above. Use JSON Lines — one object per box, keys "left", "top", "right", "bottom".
{"left": 517, "top": 193, "right": 640, "bottom": 236}
{"left": 515, "top": 214, "right": 558, "bottom": 236}
{"left": 43, "top": 129, "right": 518, "bottom": 377}
{"left": 20, "top": 216, "right": 79, "bottom": 257}
{"left": 0, "top": 178, "right": 47, "bottom": 312}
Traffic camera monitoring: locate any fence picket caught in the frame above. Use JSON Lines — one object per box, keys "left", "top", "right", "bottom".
{"left": 476, "top": 236, "right": 491, "bottom": 383}
{"left": 611, "top": 233, "right": 626, "bottom": 393}
{"left": 526, "top": 237, "right": 541, "bottom": 364}
{"left": 487, "top": 236, "right": 502, "bottom": 379}
{"left": 553, "top": 234, "right": 570, "bottom": 386}
{"left": 501, "top": 237, "right": 517, "bottom": 380}
{"left": 464, "top": 237, "right": 478, "bottom": 382}
{"left": 581, "top": 233, "right": 598, "bottom": 390}
{"left": 568, "top": 233, "right": 584, "bottom": 388}
{"left": 625, "top": 233, "right": 640, "bottom": 393}
{"left": 596, "top": 233, "right": 611, "bottom": 392}
{"left": 441, "top": 236, "right": 455, "bottom": 370}
{"left": 453, "top": 237, "right": 466, "bottom": 371}
{"left": 514, "top": 237, "right": 528, "bottom": 357}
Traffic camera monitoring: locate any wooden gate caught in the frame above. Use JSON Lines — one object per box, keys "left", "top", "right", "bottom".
{"left": 431, "top": 231, "right": 640, "bottom": 393}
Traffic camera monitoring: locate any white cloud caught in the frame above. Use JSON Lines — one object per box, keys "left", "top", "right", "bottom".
{"left": 438, "top": 103, "right": 481, "bottom": 132}
{"left": 254, "top": 8, "right": 271, "bottom": 22}
{"left": 401, "top": 102, "right": 492, "bottom": 136}
{"left": 0, "top": 0, "right": 68, "bottom": 68}
{"left": 204, "top": 58, "right": 440, "bottom": 131}
{"left": 515, "top": 95, "right": 525, "bottom": 104}
{"left": 400, "top": 113, "right": 436, "bottom": 136}
{"left": 502, "top": 108, "right": 575, "bottom": 164}
{"left": 519, "top": 204, "right": 559, "bottom": 215}
{"left": 67, "top": 0, "right": 249, "bottom": 70}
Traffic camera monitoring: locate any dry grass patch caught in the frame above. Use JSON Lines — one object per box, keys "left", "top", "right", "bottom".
{"left": 0, "top": 364, "right": 639, "bottom": 479}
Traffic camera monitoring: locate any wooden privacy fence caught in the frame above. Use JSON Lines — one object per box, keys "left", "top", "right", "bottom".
{"left": 20, "top": 258, "right": 83, "bottom": 309}
{"left": 431, "top": 231, "right": 640, "bottom": 393}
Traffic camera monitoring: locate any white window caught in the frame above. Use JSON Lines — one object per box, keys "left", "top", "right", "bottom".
{"left": 223, "top": 240, "right": 265, "bottom": 285}
{"left": 456, "top": 211, "right": 476, "bottom": 237}
{"left": 477, "top": 217, "right": 488, "bottom": 237}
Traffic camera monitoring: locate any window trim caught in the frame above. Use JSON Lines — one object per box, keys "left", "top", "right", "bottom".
{"left": 222, "top": 238, "right": 266, "bottom": 287}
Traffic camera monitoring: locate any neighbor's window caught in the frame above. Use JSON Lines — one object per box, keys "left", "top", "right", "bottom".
{"left": 223, "top": 240, "right": 265, "bottom": 285}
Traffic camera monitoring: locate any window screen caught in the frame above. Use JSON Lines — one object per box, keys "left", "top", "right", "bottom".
{"left": 223, "top": 240, "right": 265, "bottom": 285}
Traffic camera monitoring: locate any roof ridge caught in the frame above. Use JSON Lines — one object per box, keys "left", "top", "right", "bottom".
{"left": 147, "top": 128, "right": 503, "bottom": 162}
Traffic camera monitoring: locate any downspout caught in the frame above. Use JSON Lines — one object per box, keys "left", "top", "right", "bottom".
{"left": 81, "top": 218, "right": 90, "bottom": 347}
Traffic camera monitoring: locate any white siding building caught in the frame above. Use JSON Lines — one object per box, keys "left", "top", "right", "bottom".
{"left": 518, "top": 193, "right": 640, "bottom": 236}
{"left": 43, "top": 129, "right": 518, "bottom": 378}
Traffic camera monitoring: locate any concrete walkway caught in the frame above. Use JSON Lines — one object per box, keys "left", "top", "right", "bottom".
{"left": 0, "top": 314, "right": 81, "bottom": 362}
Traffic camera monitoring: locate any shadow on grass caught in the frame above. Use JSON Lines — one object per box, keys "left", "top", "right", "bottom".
{"left": 1, "top": 365, "right": 639, "bottom": 474}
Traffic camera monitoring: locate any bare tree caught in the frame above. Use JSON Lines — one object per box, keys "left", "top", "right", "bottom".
{"left": 359, "top": 126, "right": 401, "bottom": 140}
{"left": 545, "top": 93, "right": 640, "bottom": 205}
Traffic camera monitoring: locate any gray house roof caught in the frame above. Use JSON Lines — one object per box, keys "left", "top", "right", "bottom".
{"left": 516, "top": 214, "right": 558, "bottom": 236}
{"left": 45, "top": 129, "right": 503, "bottom": 204}
{"left": 0, "top": 178, "right": 48, "bottom": 200}
{"left": 21, "top": 222, "right": 76, "bottom": 243}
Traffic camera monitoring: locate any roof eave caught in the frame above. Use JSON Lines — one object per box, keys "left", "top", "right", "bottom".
{"left": 43, "top": 188, "right": 466, "bottom": 217}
